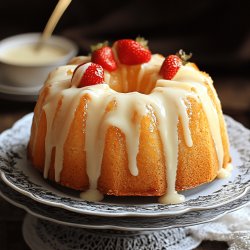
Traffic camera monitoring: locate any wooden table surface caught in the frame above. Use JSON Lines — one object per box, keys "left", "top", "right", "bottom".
{"left": 0, "top": 77, "right": 249, "bottom": 250}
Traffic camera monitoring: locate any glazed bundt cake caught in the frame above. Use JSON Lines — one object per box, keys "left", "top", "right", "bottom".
{"left": 28, "top": 38, "right": 231, "bottom": 204}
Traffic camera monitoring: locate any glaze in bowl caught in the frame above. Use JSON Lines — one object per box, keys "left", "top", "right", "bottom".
{"left": 0, "top": 33, "right": 78, "bottom": 87}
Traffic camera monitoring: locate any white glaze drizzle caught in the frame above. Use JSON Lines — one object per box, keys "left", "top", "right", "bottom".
{"left": 35, "top": 56, "right": 226, "bottom": 204}
{"left": 46, "top": 88, "right": 83, "bottom": 181}
{"left": 151, "top": 85, "right": 196, "bottom": 203}
{"left": 172, "top": 66, "right": 224, "bottom": 169}
{"left": 80, "top": 85, "right": 112, "bottom": 200}
{"left": 217, "top": 163, "right": 233, "bottom": 179}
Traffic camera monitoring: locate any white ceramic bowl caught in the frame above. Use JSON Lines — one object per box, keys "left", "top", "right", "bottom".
{"left": 0, "top": 33, "right": 78, "bottom": 87}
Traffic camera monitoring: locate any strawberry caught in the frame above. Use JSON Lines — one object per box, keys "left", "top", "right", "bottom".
{"left": 160, "top": 50, "right": 192, "bottom": 80}
{"left": 160, "top": 55, "right": 182, "bottom": 80}
{"left": 72, "top": 62, "right": 105, "bottom": 87}
{"left": 91, "top": 42, "right": 117, "bottom": 72}
{"left": 116, "top": 38, "right": 151, "bottom": 65}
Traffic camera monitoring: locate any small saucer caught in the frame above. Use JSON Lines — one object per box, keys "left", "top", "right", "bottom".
{"left": 0, "top": 77, "right": 42, "bottom": 102}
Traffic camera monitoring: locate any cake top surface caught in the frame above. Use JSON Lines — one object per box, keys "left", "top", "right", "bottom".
{"left": 45, "top": 37, "right": 213, "bottom": 96}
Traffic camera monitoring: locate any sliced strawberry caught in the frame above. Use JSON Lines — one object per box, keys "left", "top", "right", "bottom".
{"left": 91, "top": 46, "right": 117, "bottom": 72}
{"left": 72, "top": 62, "right": 104, "bottom": 87}
{"left": 160, "top": 50, "right": 192, "bottom": 80}
{"left": 116, "top": 39, "right": 151, "bottom": 65}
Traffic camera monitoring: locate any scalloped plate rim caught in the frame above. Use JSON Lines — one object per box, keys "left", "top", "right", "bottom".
{"left": 0, "top": 183, "right": 249, "bottom": 231}
{"left": 0, "top": 171, "right": 250, "bottom": 218}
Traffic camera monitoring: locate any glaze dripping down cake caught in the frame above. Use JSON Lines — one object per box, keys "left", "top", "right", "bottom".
{"left": 28, "top": 38, "right": 231, "bottom": 204}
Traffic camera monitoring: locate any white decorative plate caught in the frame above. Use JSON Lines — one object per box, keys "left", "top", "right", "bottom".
{"left": 0, "top": 113, "right": 249, "bottom": 217}
{"left": 0, "top": 180, "right": 249, "bottom": 230}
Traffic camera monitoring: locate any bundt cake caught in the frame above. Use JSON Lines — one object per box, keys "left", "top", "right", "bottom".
{"left": 28, "top": 38, "right": 231, "bottom": 204}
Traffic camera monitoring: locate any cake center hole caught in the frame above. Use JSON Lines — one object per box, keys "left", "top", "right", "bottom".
{"left": 106, "top": 67, "right": 158, "bottom": 95}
